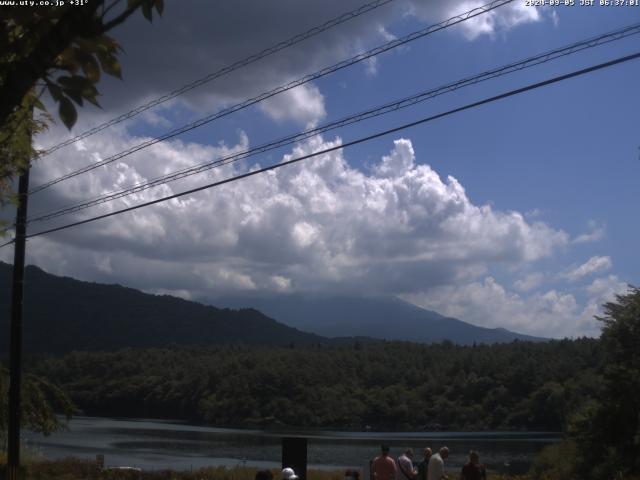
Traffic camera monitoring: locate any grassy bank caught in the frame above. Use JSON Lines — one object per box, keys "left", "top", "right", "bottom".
{"left": 1, "top": 458, "right": 527, "bottom": 480}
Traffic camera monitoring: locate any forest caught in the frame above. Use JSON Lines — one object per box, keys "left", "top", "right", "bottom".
{"left": 31, "top": 338, "right": 601, "bottom": 432}
{"left": 2, "top": 286, "right": 638, "bottom": 480}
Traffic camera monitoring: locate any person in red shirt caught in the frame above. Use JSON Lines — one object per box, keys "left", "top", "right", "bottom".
{"left": 373, "top": 445, "right": 397, "bottom": 480}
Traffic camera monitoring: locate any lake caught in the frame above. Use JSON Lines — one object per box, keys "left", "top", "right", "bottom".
{"left": 24, "top": 416, "right": 560, "bottom": 474}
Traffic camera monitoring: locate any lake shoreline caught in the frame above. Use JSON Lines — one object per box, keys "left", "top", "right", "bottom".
{"left": 55, "top": 414, "right": 563, "bottom": 439}
{"left": 23, "top": 415, "right": 558, "bottom": 474}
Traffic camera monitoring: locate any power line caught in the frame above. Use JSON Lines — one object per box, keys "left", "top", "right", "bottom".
{"left": 16, "top": 50, "right": 640, "bottom": 243}
{"left": 25, "top": 22, "right": 640, "bottom": 225}
{"left": 30, "top": 0, "right": 514, "bottom": 194}
{"left": 37, "top": 0, "right": 397, "bottom": 158}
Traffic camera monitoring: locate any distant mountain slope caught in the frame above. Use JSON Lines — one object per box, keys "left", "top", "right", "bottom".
{"left": 217, "top": 294, "right": 546, "bottom": 344}
{"left": 0, "top": 263, "right": 326, "bottom": 354}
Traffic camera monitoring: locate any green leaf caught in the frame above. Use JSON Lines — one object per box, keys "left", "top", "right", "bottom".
{"left": 57, "top": 74, "right": 92, "bottom": 91}
{"left": 84, "top": 57, "right": 101, "bottom": 83}
{"left": 83, "top": 91, "right": 101, "bottom": 108}
{"left": 57, "top": 75, "right": 98, "bottom": 107}
{"left": 154, "top": 0, "right": 164, "bottom": 15}
{"left": 57, "top": 74, "right": 100, "bottom": 107}
{"left": 142, "top": 1, "right": 153, "bottom": 21}
{"left": 73, "top": 47, "right": 101, "bottom": 83}
{"left": 47, "top": 83, "right": 63, "bottom": 102}
{"left": 95, "top": 50, "right": 122, "bottom": 79}
{"left": 58, "top": 96, "right": 77, "bottom": 130}
{"left": 95, "top": 35, "right": 121, "bottom": 56}
{"left": 33, "top": 97, "right": 46, "bottom": 112}
{"left": 63, "top": 87, "right": 84, "bottom": 107}
{"left": 57, "top": 48, "right": 81, "bottom": 74}
{"left": 74, "top": 37, "right": 97, "bottom": 53}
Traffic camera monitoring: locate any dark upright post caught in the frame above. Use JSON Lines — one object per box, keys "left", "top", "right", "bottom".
{"left": 282, "top": 437, "right": 308, "bottom": 480}
{"left": 5, "top": 167, "right": 30, "bottom": 480}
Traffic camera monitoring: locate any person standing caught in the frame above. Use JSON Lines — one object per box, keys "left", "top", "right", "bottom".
{"left": 256, "top": 471, "right": 274, "bottom": 480}
{"left": 427, "top": 447, "right": 449, "bottom": 480}
{"left": 373, "top": 445, "right": 397, "bottom": 480}
{"left": 417, "top": 448, "right": 433, "bottom": 480}
{"left": 282, "top": 468, "right": 299, "bottom": 480}
{"left": 397, "top": 448, "right": 417, "bottom": 480}
{"left": 460, "top": 451, "right": 486, "bottom": 480}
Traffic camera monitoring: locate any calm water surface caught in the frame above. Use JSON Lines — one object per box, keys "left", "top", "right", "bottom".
{"left": 24, "top": 416, "right": 560, "bottom": 473}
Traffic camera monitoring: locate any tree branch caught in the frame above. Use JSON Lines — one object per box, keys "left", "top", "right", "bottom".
{"left": 100, "top": 0, "right": 144, "bottom": 34}
{"left": 0, "top": 5, "right": 102, "bottom": 127}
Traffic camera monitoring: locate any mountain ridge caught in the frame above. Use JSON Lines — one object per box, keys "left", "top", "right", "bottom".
{"left": 215, "top": 293, "right": 546, "bottom": 344}
{"left": 0, "top": 262, "right": 544, "bottom": 355}
{"left": 0, "top": 262, "right": 329, "bottom": 354}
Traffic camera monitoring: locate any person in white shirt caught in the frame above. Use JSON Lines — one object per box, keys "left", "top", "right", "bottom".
{"left": 397, "top": 448, "right": 417, "bottom": 480}
{"left": 427, "top": 447, "right": 449, "bottom": 480}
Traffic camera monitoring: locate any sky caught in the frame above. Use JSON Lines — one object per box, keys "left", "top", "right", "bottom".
{"left": 2, "top": 0, "right": 640, "bottom": 338}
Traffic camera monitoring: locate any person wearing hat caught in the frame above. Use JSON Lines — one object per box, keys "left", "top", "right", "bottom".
{"left": 282, "top": 467, "right": 299, "bottom": 480}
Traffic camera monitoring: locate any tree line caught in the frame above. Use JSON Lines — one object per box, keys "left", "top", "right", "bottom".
{"left": 29, "top": 338, "right": 602, "bottom": 432}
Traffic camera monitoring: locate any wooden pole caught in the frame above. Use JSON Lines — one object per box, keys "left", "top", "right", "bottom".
{"left": 5, "top": 165, "right": 30, "bottom": 480}
{"left": 282, "top": 437, "right": 308, "bottom": 480}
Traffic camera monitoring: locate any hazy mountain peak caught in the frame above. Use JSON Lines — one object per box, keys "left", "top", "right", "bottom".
{"left": 215, "top": 293, "right": 546, "bottom": 344}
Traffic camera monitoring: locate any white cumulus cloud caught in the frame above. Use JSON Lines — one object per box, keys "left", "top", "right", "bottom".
{"left": 513, "top": 272, "right": 544, "bottom": 292}
{"left": 404, "top": 276, "right": 601, "bottom": 338}
{"left": 258, "top": 83, "right": 326, "bottom": 127}
{"left": 572, "top": 221, "right": 606, "bottom": 244}
{"left": 17, "top": 130, "right": 569, "bottom": 303}
{"left": 407, "top": 0, "right": 542, "bottom": 41}
{"left": 564, "top": 256, "right": 612, "bottom": 282}
{"left": 585, "top": 275, "right": 627, "bottom": 305}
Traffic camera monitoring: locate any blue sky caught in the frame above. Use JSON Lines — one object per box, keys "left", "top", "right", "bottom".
{"left": 5, "top": 0, "right": 640, "bottom": 338}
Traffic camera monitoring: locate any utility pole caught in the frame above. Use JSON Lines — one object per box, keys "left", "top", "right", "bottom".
{"left": 4, "top": 163, "right": 30, "bottom": 480}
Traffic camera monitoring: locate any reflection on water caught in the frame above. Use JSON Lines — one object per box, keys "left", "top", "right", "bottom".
{"left": 24, "top": 416, "right": 560, "bottom": 473}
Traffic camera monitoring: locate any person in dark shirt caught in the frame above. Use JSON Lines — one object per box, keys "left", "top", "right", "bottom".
{"left": 417, "top": 447, "right": 432, "bottom": 480}
{"left": 256, "top": 471, "right": 274, "bottom": 480}
{"left": 460, "top": 451, "right": 486, "bottom": 480}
